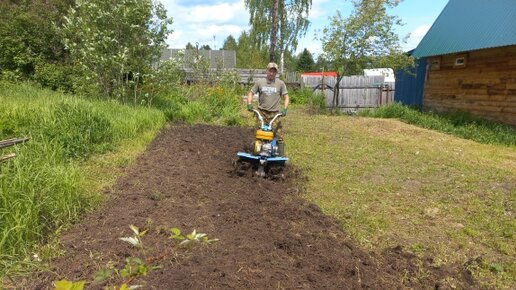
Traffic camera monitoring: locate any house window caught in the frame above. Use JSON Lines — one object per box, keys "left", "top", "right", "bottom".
{"left": 454, "top": 55, "right": 467, "bottom": 68}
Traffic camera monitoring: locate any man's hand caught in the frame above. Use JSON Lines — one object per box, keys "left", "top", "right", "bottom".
{"left": 281, "top": 108, "right": 288, "bottom": 116}
{"left": 247, "top": 103, "right": 253, "bottom": 112}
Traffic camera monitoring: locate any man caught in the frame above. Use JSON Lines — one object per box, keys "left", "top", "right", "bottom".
{"left": 246, "top": 62, "right": 289, "bottom": 156}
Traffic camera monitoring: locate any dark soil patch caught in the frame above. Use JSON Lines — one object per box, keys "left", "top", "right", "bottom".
{"left": 19, "top": 124, "right": 477, "bottom": 289}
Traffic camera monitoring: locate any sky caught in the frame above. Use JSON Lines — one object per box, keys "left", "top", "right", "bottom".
{"left": 162, "top": 0, "right": 450, "bottom": 56}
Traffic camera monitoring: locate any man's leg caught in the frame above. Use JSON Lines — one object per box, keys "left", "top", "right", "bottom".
{"left": 272, "top": 118, "right": 285, "bottom": 156}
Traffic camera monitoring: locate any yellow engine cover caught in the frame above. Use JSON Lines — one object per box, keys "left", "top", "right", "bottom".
{"left": 256, "top": 130, "right": 274, "bottom": 141}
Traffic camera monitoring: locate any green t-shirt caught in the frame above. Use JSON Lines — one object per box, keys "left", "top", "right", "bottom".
{"left": 251, "top": 78, "right": 288, "bottom": 112}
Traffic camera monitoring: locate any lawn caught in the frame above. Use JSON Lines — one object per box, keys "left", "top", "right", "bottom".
{"left": 286, "top": 107, "right": 515, "bottom": 289}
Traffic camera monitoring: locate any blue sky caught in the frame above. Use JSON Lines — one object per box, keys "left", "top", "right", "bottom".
{"left": 162, "top": 0, "right": 449, "bottom": 56}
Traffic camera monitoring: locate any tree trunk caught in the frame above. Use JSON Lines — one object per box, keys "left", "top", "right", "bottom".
{"left": 269, "top": 0, "right": 279, "bottom": 62}
{"left": 333, "top": 75, "right": 342, "bottom": 114}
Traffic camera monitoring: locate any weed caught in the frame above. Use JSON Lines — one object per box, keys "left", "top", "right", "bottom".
{"left": 53, "top": 279, "right": 85, "bottom": 290}
{"left": 119, "top": 225, "right": 148, "bottom": 248}
{"left": 120, "top": 257, "right": 148, "bottom": 278}
{"left": 169, "top": 227, "right": 219, "bottom": 246}
{"left": 150, "top": 191, "right": 164, "bottom": 201}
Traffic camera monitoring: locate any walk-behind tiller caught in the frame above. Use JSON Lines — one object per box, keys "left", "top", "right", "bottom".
{"left": 236, "top": 109, "right": 288, "bottom": 178}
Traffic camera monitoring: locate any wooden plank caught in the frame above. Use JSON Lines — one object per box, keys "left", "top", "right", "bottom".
{"left": 0, "top": 137, "right": 30, "bottom": 149}
{"left": 0, "top": 153, "right": 16, "bottom": 163}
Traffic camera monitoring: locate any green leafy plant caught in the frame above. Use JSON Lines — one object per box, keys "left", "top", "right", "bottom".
{"left": 93, "top": 267, "right": 114, "bottom": 283}
{"left": 120, "top": 257, "right": 148, "bottom": 279}
{"left": 53, "top": 279, "right": 85, "bottom": 290}
{"left": 169, "top": 227, "right": 185, "bottom": 241}
{"left": 119, "top": 225, "right": 148, "bottom": 248}
{"left": 169, "top": 227, "right": 219, "bottom": 246}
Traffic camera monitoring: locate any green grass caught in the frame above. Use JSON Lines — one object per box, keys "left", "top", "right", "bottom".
{"left": 0, "top": 81, "right": 166, "bottom": 277}
{"left": 358, "top": 102, "right": 516, "bottom": 146}
{"left": 286, "top": 108, "right": 515, "bottom": 289}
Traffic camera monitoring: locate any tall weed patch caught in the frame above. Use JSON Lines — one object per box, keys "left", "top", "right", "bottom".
{"left": 358, "top": 103, "right": 516, "bottom": 146}
{"left": 289, "top": 87, "right": 327, "bottom": 114}
{"left": 0, "top": 81, "right": 165, "bottom": 267}
{"left": 157, "top": 83, "right": 246, "bottom": 126}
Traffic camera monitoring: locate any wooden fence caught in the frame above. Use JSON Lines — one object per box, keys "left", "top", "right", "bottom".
{"left": 301, "top": 75, "right": 395, "bottom": 111}
{"left": 183, "top": 68, "right": 301, "bottom": 87}
{"left": 181, "top": 67, "right": 394, "bottom": 111}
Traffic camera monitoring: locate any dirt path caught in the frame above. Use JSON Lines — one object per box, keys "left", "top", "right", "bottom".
{"left": 24, "top": 124, "right": 474, "bottom": 289}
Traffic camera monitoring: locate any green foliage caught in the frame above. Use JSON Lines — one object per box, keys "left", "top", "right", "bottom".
{"left": 235, "top": 31, "right": 268, "bottom": 68}
{"left": 51, "top": 102, "right": 114, "bottom": 159}
{"left": 93, "top": 268, "right": 114, "bottom": 283}
{"left": 154, "top": 81, "right": 246, "bottom": 126}
{"left": 296, "top": 48, "right": 315, "bottom": 72}
{"left": 53, "top": 280, "right": 85, "bottom": 290}
{"left": 33, "top": 60, "right": 74, "bottom": 92}
{"left": 169, "top": 227, "right": 185, "bottom": 241}
{"left": 142, "top": 58, "right": 185, "bottom": 105}
{"left": 120, "top": 258, "right": 148, "bottom": 278}
{"left": 0, "top": 0, "right": 73, "bottom": 89}
{"left": 321, "top": 0, "right": 413, "bottom": 75}
{"left": 358, "top": 103, "right": 516, "bottom": 146}
{"left": 289, "top": 88, "right": 326, "bottom": 113}
{"left": 59, "top": 0, "right": 173, "bottom": 102}
{"left": 320, "top": 0, "right": 413, "bottom": 109}
{"left": 245, "top": 0, "right": 312, "bottom": 61}
{"left": 169, "top": 227, "right": 219, "bottom": 246}
{"left": 222, "top": 35, "right": 238, "bottom": 51}
{"left": 119, "top": 225, "right": 148, "bottom": 248}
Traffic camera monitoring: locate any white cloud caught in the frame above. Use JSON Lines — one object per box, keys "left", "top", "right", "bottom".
{"left": 163, "top": 0, "right": 248, "bottom": 49}
{"left": 403, "top": 24, "right": 431, "bottom": 51}
{"left": 309, "top": 0, "right": 332, "bottom": 20}
{"left": 186, "top": 2, "right": 246, "bottom": 23}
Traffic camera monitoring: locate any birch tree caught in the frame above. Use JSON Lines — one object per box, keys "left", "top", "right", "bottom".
{"left": 244, "top": 0, "right": 312, "bottom": 67}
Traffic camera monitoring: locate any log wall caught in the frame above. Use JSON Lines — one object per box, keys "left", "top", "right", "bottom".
{"left": 423, "top": 45, "right": 516, "bottom": 126}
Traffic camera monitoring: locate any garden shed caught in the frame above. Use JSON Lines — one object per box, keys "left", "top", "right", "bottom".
{"left": 412, "top": 0, "right": 516, "bottom": 126}
{"left": 394, "top": 50, "right": 426, "bottom": 107}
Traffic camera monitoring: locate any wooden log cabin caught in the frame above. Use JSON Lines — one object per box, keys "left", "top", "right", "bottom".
{"left": 413, "top": 0, "right": 516, "bottom": 126}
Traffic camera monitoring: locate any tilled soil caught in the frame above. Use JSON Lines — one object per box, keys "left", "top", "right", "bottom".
{"left": 23, "top": 124, "right": 476, "bottom": 289}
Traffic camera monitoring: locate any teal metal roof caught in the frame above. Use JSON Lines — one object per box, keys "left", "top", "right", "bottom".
{"left": 413, "top": 0, "right": 516, "bottom": 58}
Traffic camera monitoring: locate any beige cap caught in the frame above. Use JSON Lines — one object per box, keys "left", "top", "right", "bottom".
{"left": 267, "top": 62, "right": 279, "bottom": 70}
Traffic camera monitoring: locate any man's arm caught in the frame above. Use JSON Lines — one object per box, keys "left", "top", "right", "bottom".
{"left": 283, "top": 93, "right": 289, "bottom": 109}
{"left": 247, "top": 91, "right": 254, "bottom": 105}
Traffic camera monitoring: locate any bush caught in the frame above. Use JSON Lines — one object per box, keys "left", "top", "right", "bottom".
{"left": 33, "top": 60, "right": 74, "bottom": 93}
